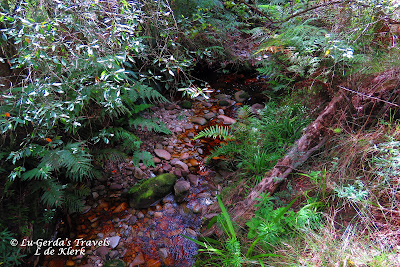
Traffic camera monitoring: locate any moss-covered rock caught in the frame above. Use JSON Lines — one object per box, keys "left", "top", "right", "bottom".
{"left": 128, "top": 173, "right": 177, "bottom": 209}
{"left": 180, "top": 100, "right": 192, "bottom": 109}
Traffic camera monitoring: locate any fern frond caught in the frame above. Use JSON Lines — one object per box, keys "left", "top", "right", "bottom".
{"left": 129, "top": 116, "right": 171, "bottom": 134}
{"left": 22, "top": 164, "right": 53, "bottom": 181}
{"left": 108, "top": 127, "right": 141, "bottom": 153}
{"left": 130, "top": 83, "right": 169, "bottom": 103}
{"left": 131, "top": 151, "right": 155, "bottom": 167}
{"left": 93, "top": 148, "right": 127, "bottom": 163}
{"left": 39, "top": 179, "right": 64, "bottom": 208}
{"left": 193, "top": 125, "right": 234, "bottom": 141}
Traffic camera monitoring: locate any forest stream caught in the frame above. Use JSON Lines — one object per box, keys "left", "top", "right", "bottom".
{"left": 40, "top": 73, "right": 269, "bottom": 267}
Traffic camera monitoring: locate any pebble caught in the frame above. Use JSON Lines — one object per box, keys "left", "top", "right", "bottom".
{"left": 197, "top": 148, "right": 203, "bottom": 154}
{"left": 218, "top": 108, "right": 224, "bottom": 114}
{"left": 218, "top": 114, "right": 236, "bottom": 125}
{"left": 92, "top": 192, "right": 99, "bottom": 199}
{"left": 108, "top": 236, "right": 121, "bottom": 249}
{"left": 179, "top": 152, "right": 190, "bottom": 160}
{"left": 184, "top": 124, "right": 193, "bottom": 130}
{"left": 131, "top": 253, "right": 145, "bottom": 266}
{"left": 154, "top": 149, "right": 171, "bottom": 160}
{"left": 190, "top": 116, "right": 207, "bottom": 125}
{"left": 174, "top": 161, "right": 189, "bottom": 172}
{"left": 155, "top": 143, "right": 164, "bottom": 149}
{"left": 187, "top": 174, "right": 199, "bottom": 186}
{"left": 110, "top": 183, "right": 123, "bottom": 190}
{"left": 159, "top": 248, "right": 169, "bottom": 259}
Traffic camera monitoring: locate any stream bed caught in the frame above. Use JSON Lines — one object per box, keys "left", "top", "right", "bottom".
{"left": 40, "top": 73, "right": 269, "bottom": 267}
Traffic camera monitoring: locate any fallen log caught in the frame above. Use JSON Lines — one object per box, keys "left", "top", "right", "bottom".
{"left": 230, "top": 94, "right": 346, "bottom": 225}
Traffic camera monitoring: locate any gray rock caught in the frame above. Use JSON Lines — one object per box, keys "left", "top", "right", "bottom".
{"left": 197, "top": 148, "right": 203, "bottom": 154}
{"left": 234, "top": 90, "right": 249, "bottom": 102}
{"left": 128, "top": 215, "right": 137, "bottom": 225}
{"left": 130, "top": 252, "right": 145, "bottom": 266}
{"left": 251, "top": 103, "right": 265, "bottom": 114}
{"left": 187, "top": 174, "right": 199, "bottom": 187}
{"left": 175, "top": 127, "right": 183, "bottom": 133}
{"left": 110, "top": 183, "right": 123, "bottom": 190}
{"left": 92, "top": 192, "right": 99, "bottom": 199}
{"left": 218, "top": 109, "right": 224, "bottom": 114}
{"left": 108, "top": 236, "right": 121, "bottom": 249}
{"left": 95, "top": 246, "right": 109, "bottom": 258}
{"left": 174, "top": 160, "right": 189, "bottom": 172}
{"left": 218, "top": 114, "right": 236, "bottom": 125}
{"left": 174, "top": 180, "right": 190, "bottom": 202}
{"left": 187, "top": 132, "right": 195, "bottom": 138}
{"left": 204, "top": 112, "right": 216, "bottom": 120}
{"left": 154, "top": 149, "right": 171, "bottom": 160}
{"left": 190, "top": 117, "right": 207, "bottom": 125}
{"left": 184, "top": 124, "right": 193, "bottom": 130}
{"left": 159, "top": 248, "right": 169, "bottom": 259}
{"left": 155, "top": 143, "right": 164, "bottom": 149}
{"left": 134, "top": 167, "right": 145, "bottom": 180}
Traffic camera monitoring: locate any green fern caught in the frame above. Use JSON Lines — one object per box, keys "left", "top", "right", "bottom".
{"left": 129, "top": 82, "right": 169, "bottom": 104}
{"left": 38, "top": 179, "right": 64, "bottom": 208}
{"left": 63, "top": 184, "right": 90, "bottom": 213}
{"left": 193, "top": 125, "right": 234, "bottom": 140}
{"left": 131, "top": 151, "right": 155, "bottom": 167}
{"left": 108, "top": 127, "right": 141, "bottom": 153}
{"left": 129, "top": 116, "right": 171, "bottom": 134}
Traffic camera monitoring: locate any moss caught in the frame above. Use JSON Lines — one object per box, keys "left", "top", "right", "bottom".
{"left": 218, "top": 100, "right": 229, "bottom": 106}
{"left": 128, "top": 173, "right": 177, "bottom": 208}
{"left": 180, "top": 100, "right": 192, "bottom": 109}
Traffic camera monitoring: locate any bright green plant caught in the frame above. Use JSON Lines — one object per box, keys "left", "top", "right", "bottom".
{"left": 185, "top": 196, "right": 279, "bottom": 266}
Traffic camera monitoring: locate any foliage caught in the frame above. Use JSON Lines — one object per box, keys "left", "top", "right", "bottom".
{"left": 206, "top": 102, "right": 310, "bottom": 176}
{"left": 0, "top": 227, "right": 25, "bottom": 266}
{"left": 193, "top": 125, "right": 234, "bottom": 141}
{"left": 185, "top": 196, "right": 279, "bottom": 266}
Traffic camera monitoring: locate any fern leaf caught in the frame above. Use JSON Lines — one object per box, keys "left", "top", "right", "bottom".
{"left": 193, "top": 125, "right": 234, "bottom": 140}
{"left": 131, "top": 83, "right": 168, "bottom": 103}
{"left": 131, "top": 151, "right": 155, "bottom": 167}
{"left": 22, "top": 164, "right": 52, "bottom": 181}
{"left": 39, "top": 179, "right": 64, "bottom": 208}
{"left": 129, "top": 116, "right": 171, "bottom": 134}
{"left": 108, "top": 127, "right": 141, "bottom": 153}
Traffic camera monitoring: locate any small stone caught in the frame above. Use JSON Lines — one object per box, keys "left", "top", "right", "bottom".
{"left": 174, "top": 161, "right": 189, "bottom": 172}
{"left": 215, "top": 94, "right": 231, "bottom": 100}
{"left": 197, "top": 148, "right": 203, "bottom": 154}
{"left": 187, "top": 174, "right": 199, "bottom": 186}
{"left": 92, "top": 192, "right": 99, "bottom": 199}
{"left": 134, "top": 167, "right": 145, "bottom": 180}
{"left": 131, "top": 253, "right": 145, "bottom": 266}
{"left": 218, "top": 109, "right": 224, "bottom": 114}
{"left": 187, "top": 132, "right": 195, "bottom": 139}
{"left": 82, "top": 206, "right": 91, "bottom": 214}
{"left": 204, "top": 112, "right": 216, "bottom": 120}
{"left": 137, "top": 212, "right": 144, "bottom": 219}
{"left": 190, "top": 117, "right": 207, "bottom": 126}
{"left": 218, "top": 114, "right": 236, "bottom": 125}
{"left": 165, "top": 104, "right": 176, "bottom": 110}
{"left": 109, "top": 250, "right": 119, "bottom": 259}
{"left": 155, "top": 143, "right": 164, "bottom": 149}
{"left": 66, "top": 260, "right": 75, "bottom": 266}
{"left": 113, "top": 202, "right": 128, "bottom": 213}
{"left": 251, "top": 103, "right": 265, "bottom": 114}
{"left": 154, "top": 149, "right": 171, "bottom": 160}
{"left": 179, "top": 153, "right": 190, "bottom": 160}
{"left": 170, "top": 158, "right": 179, "bottom": 165}
{"left": 234, "top": 90, "right": 249, "bottom": 102}
{"left": 174, "top": 180, "right": 191, "bottom": 202}
{"left": 173, "top": 168, "right": 182, "bottom": 177}
{"left": 108, "top": 236, "right": 121, "bottom": 249}
{"left": 159, "top": 248, "right": 169, "bottom": 259}
{"left": 153, "top": 157, "right": 161, "bottom": 164}
{"left": 218, "top": 100, "right": 230, "bottom": 106}
{"left": 186, "top": 228, "right": 197, "bottom": 237}
{"left": 110, "top": 183, "right": 123, "bottom": 190}
{"left": 184, "top": 124, "right": 193, "bottom": 130}
{"left": 95, "top": 246, "right": 110, "bottom": 258}
{"left": 154, "top": 212, "right": 163, "bottom": 218}
{"left": 175, "top": 127, "right": 183, "bottom": 133}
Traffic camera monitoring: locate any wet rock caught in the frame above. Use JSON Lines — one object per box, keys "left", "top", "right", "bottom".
{"left": 234, "top": 90, "right": 249, "bottom": 102}
{"left": 190, "top": 116, "right": 207, "bottom": 125}
{"left": 218, "top": 114, "right": 236, "bottom": 125}
{"left": 154, "top": 149, "right": 171, "bottom": 160}
{"left": 215, "top": 94, "right": 231, "bottom": 100}
{"left": 153, "top": 157, "right": 161, "bottom": 164}
{"left": 82, "top": 206, "right": 91, "bottom": 214}
{"left": 108, "top": 250, "right": 119, "bottom": 259}
{"left": 187, "top": 174, "right": 199, "bottom": 186}
{"left": 131, "top": 253, "right": 145, "bottom": 266}
{"left": 128, "top": 215, "right": 137, "bottom": 225}
{"left": 218, "top": 108, "right": 224, "bottom": 114}
{"left": 174, "top": 160, "right": 189, "bottom": 173}
{"left": 180, "top": 100, "right": 192, "bottom": 109}
{"left": 175, "top": 127, "right": 183, "bottom": 133}
{"left": 173, "top": 168, "right": 182, "bottom": 177}
{"left": 108, "top": 236, "right": 121, "bottom": 249}
{"left": 128, "top": 173, "right": 177, "bottom": 209}
{"left": 187, "top": 132, "right": 195, "bottom": 139}
{"left": 155, "top": 143, "right": 164, "bottom": 149}
{"left": 186, "top": 228, "right": 197, "bottom": 237}
{"left": 159, "top": 248, "right": 169, "bottom": 259}
{"left": 113, "top": 202, "right": 128, "bottom": 213}
{"left": 204, "top": 112, "right": 216, "bottom": 120}
{"left": 251, "top": 103, "right": 265, "bottom": 114}
{"left": 162, "top": 164, "right": 172, "bottom": 172}
{"left": 134, "top": 167, "right": 145, "bottom": 179}
{"left": 184, "top": 124, "right": 193, "bottom": 130}
{"left": 179, "top": 152, "right": 190, "bottom": 160}
{"left": 197, "top": 148, "right": 203, "bottom": 154}
{"left": 218, "top": 100, "right": 230, "bottom": 106}
{"left": 95, "top": 246, "right": 110, "bottom": 258}
{"left": 110, "top": 183, "right": 123, "bottom": 190}
{"left": 92, "top": 192, "right": 99, "bottom": 199}
{"left": 165, "top": 104, "right": 176, "bottom": 110}
{"left": 174, "top": 180, "right": 190, "bottom": 202}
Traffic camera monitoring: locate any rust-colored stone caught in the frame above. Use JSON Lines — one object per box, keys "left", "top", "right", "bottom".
{"left": 113, "top": 202, "right": 128, "bottom": 213}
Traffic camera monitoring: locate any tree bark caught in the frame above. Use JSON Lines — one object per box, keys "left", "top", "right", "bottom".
{"left": 230, "top": 94, "right": 346, "bottom": 225}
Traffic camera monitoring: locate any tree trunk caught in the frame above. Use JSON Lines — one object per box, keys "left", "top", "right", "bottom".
{"left": 230, "top": 94, "right": 346, "bottom": 225}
